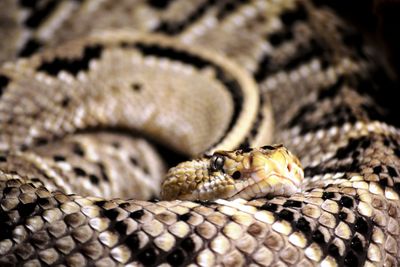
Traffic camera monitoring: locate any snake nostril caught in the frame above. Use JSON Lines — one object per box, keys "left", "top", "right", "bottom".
{"left": 232, "top": 171, "right": 241, "bottom": 180}
{"left": 287, "top": 163, "right": 293, "bottom": 172}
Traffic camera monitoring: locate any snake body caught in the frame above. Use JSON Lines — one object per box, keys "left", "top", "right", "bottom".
{"left": 1, "top": 0, "right": 400, "bottom": 266}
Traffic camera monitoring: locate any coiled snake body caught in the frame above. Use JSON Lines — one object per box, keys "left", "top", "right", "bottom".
{"left": 0, "top": 0, "right": 400, "bottom": 266}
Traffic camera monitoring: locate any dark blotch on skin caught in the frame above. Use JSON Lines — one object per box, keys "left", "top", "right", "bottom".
{"left": 269, "top": 30, "right": 294, "bottom": 47}
{"left": 130, "top": 210, "right": 145, "bottom": 220}
{"left": 61, "top": 97, "right": 70, "bottom": 107}
{"left": 350, "top": 236, "right": 363, "bottom": 251}
{"left": 131, "top": 83, "right": 142, "bottom": 92}
{"left": 254, "top": 54, "right": 271, "bottom": 82}
{"left": 35, "top": 138, "right": 48, "bottom": 146}
{"left": 395, "top": 148, "right": 400, "bottom": 158}
{"left": 335, "top": 138, "right": 361, "bottom": 160}
{"left": 73, "top": 143, "right": 85, "bottom": 157}
{"left": 94, "top": 200, "right": 107, "bottom": 207}
{"left": 89, "top": 174, "right": 100, "bottom": 185}
{"left": 312, "top": 230, "right": 325, "bottom": 244}
{"left": 260, "top": 203, "right": 278, "bottom": 212}
{"left": 154, "top": 0, "right": 216, "bottom": 35}
{"left": 17, "top": 202, "right": 37, "bottom": 217}
{"left": 103, "top": 209, "right": 119, "bottom": 220}
{"left": 280, "top": 4, "right": 308, "bottom": 27}
{"left": 73, "top": 167, "right": 86, "bottom": 177}
{"left": 344, "top": 251, "right": 358, "bottom": 266}
{"left": 0, "top": 211, "right": 10, "bottom": 222}
{"left": 283, "top": 200, "right": 302, "bottom": 208}
{"left": 388, "top": 166, "right": 398, "bottom": 177}
{"left": 284, "top": 40, "right": 324, "bottom": 73}
{"left": 97, "top": 163, "right": 110, "bottom": 182}
{"left": 111, "top": 142, "right": 120, "bottom": 148}
{"left": 37, "top": 198, "right": 50, "bottom": 206}
{"left": 277, "top": 209, "right": 294, "bottom": 221}
{"left": 167, "top": 248, "right": 186, "bottom": 266}
{"left": 129, "top": 156, "right": 138, "bottom": 166}
{"left": 0, "top": 74, "right": 10, "bottom": 97}
{"left": 137, "top": 247, "right": 157, "bottom": 265}
{"left": 115, "top": 221, "right": 128, "bottom": 235}
{"left": 322, "top": 192, "right": 335, "bottom": 200}
{"left": 126, "top": 234, "right": 140, "bottom": 250}
{"left": 37, "top": 45, "right": 103, "bottom": 76}
{"left": 148, "top": 0, "right": 173, "bottom": 10}
{"left": 0, "top": 222, "right": 13, "bottom": 240}
{"left": 339, "top": 196, "right": 354, "bottom": 208}
{"left": 18, "top": 0, "right": 38, "bottom": 8}
{"left": 338, "top": 211, "right": 347, "bottom": 220}
{"left": 18, "top": 39, "right": 42, "bottom": 57}
{"left": 24, "top": 1, "right": 58, "bottom": 28}
{"left": 295, "top": 217, "right": 311, "bottom": 233}
{"left": 2, "top": 187, "right": 15, "bottom": 195}
{"left": 181, "top": 237, "right": 195, "bottom": 252}
{"left": 178, "top": 213, "right": 191, "bottom": 222}
{"left": 393, "top": 183, "right": 400, "bottom": 194}
{"left": 217, "top": 1, "right": 239, "bottom": 20}
{"left": 373, "top": 166, "right": 383, "bottom": 174}
{"left": 354, "top": 217, "right": 369, "bottom": 235}
{"left": 379, "top": 178, "right": 388, "bottom": 188}
{"left": 53, "top": 155, "right": 66, "bottom": 162}
{"left": 317, "top": 76, "right": 346, "bottom": 101}
{"left": 134, "top": 43, "right": 209, "bottom": 69}
{"left": 328, "top": 244, "right": 340, "bottom": 256}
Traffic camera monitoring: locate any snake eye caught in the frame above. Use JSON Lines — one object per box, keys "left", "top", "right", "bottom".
{"left": 210, "top": 154, "right": 225, "bottom": 172}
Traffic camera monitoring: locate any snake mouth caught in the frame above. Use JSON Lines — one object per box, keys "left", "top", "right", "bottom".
{"left": 228, "top": 172, "right": 300, "bottom": 200}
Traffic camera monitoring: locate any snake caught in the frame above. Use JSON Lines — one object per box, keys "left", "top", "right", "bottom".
{"left": 0, "top": 0, "right": 399, "bottom": 266}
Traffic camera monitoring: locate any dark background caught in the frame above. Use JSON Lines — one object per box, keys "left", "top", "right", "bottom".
{"left": 318, "top": 0, "right": 400, "bottom": 79}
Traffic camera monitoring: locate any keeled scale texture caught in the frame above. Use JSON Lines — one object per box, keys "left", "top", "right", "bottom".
{"left": 1, "top": 0, "right": 400, "bottom": 266}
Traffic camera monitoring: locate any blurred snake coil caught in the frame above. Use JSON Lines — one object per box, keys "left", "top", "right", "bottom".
{"left": 0, "top": 0, "right": 400, "bottom": 266}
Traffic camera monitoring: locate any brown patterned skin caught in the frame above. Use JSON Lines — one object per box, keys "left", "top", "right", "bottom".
{"left": 0, "top": 0, "right": 400, "bottom": 266}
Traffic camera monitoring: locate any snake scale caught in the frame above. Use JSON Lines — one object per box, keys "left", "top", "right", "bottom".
{"left": 0, "top": 0, "right": 400, "bottom": 266}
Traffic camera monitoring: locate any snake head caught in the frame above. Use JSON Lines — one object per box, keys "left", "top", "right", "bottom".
{"left": 160, "top": 144, "right": 304, "bottom": 201}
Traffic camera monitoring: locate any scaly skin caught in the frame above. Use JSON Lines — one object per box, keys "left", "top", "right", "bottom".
{"left": 0, "top": 0, "right": 399, "bottom": 266}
